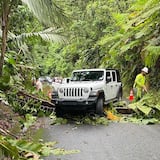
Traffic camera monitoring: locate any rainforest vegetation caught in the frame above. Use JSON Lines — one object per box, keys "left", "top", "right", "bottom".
{"left": 1, "top": 0, "right": 160, "bottom": 89}
{"left": 0, "top": 0, "right": 160, "bottom": 159}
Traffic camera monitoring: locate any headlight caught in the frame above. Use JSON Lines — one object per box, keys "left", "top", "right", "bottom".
{"left": 89, "top": 91, "right": 98, "bottom": 96}
{"left": 59, "top": 88, "right": 64, "bottom": 93}
{"left": 83, "top": 88, "right": 89, "bottom": 93}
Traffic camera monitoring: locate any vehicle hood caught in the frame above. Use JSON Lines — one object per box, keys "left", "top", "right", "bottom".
{"left": 59, "top": 81, "right": 104, "bottom": 90}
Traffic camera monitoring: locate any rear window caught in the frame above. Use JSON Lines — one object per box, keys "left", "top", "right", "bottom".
{"left": 116, "top": 70, "right": 121, "bottom": 82}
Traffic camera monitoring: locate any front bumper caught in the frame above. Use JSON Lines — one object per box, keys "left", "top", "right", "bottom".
{"left": 51, "top": 97, "right": 98, "bottom": 110}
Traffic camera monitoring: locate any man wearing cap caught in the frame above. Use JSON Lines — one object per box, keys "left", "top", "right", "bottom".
{"left": 133, "top": 67, "right": 148, "bottom": 101}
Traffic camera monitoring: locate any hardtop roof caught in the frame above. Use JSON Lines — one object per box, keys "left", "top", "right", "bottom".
{"left": 72, "top": 68, "right": 118, "bottom": 72}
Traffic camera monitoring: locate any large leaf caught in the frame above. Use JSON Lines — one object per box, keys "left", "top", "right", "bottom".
{"left": 0, "top": 136, "right": 19, "bottom": 159}
{"left": 127, "top": 4, "right": 160, "bottom": 28}
{"left": 22, "top": 0, "right": 69, "bottom": 27}
{"left": 52, "top": 148, "right": 80, "bottom": 156}
{"left": 128, "top": 103, "right": 137, "bottom": 111}
{"left": 124, "top": 117, "right": 159, "bottom": 125}
{"left": 8, "top": 28, "right": 66, "bottom": 43}
{"left": 141, "top": 118, "right": 159, "bottom": 125}
{"left": 9, "top": 139, "right": 42, "bottom": 153}
{"left": 144, "top": 45, "right": 160, "bottom": 67}
{"left": 137, "top": 105, "right": 152, "bottom": 116}
{"left": 120, "top": 40, "right": 139, "bottom": 53}
{"left": 153, "top": 105, "right": 160, "bottom": 111}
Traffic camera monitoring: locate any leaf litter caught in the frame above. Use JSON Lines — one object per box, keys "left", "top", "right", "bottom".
{"left": 49, "top": 92, "right": 160, "bottom": 126}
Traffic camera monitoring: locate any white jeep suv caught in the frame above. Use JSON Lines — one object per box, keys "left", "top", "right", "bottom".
{"left": 51, "top": 68, "right": 122, "bottom": 115}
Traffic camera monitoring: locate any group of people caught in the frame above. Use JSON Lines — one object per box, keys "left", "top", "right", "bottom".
{"left": 133, "top": 67, "right": 149, "bottom": 101}
{"left": 33, "top": 76, "right": 63, "bottom": 92}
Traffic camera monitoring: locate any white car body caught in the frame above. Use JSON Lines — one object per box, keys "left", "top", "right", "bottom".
{"left": 51, "top": 68, "right": 122, "bottom": 114}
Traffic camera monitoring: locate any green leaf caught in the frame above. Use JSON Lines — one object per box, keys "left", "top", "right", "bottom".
{"left": 128, "top": 4, "right": 160, "bottom": 28}
{"left": 120, "top": 40, "right": 139, "bottom": 53}
{"left": 22, "top": 0, "right": 68, "bottom": 27}
{"left": 137, "top": 105, "right": 152, "bottom": 115}
{"left": 14, "top": 28, "right": 66, "bottom": 43}
{"left": 8, "top": 57, "right": 16, "bottom": 65}
{"left": 153, "top": 105, "right": 160, "bottom": 111}
{"left": 8, "top": 139, "right": 43, "bottom": 154}
{"left": 128, "top": 103, "right": 137, "bottom": 111}
{"left": 52, "top": 148, "right": 80, "bottom": 156}
{"left": 23, "top": 114, "right": 37, "bottom": 130}
{"left": 124, "top": 117, "right": 159, "bottom": 125}
{"left": 141, "top": 118, "right": 159, "bottom": 125}
{"left": 0, "top": 136, "right": 19, "bottom": 159}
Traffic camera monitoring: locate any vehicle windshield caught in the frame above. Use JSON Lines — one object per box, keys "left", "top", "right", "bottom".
{"left": 71, "top": 71, "right": 104, "bottom": 81}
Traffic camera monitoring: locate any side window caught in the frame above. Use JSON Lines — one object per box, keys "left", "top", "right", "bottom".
{"left": 116, "top": 70, "right": 121, "bottom": 82}
{"left": 112, "top": 71, "right": 116, "bottom": 82}
{"left": 106, "top": 71, "right": 111, "bottom": 82}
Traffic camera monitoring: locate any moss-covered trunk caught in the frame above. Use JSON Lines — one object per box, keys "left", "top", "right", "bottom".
{"left": 0, "top": 0, "right": 10, "bottom": 77}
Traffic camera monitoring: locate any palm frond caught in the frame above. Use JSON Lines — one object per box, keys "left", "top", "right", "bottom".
{"left": 144, "top": 45, "right": 160, "bottom": 67}
{"left": 3, "top": 28, "right": 66, "bottom": 43}
{"left": 0, "top": 27, "right": 66, "bottom": 43}
{"left": 129, "top": 0, "right": 157, "bottom": 12}
{"left": 142, "top": 0, "right": 158, "bottom": 12}
{"left": 14, "top": 28, "right": 66, "bottom": 43}
{"left": 0, "top": 29, "right": 16, "bottom": 39}
{"left": 120, "top": 40, "right": 139, "bottom": 53}
{"left": 128, "top": 4, "right": 160, "bottom": 28}
{"left": 98, "top": 33, "right": 123, "bottom": 46}
{"left": 22, "top": 0, "right": 69, "bottom": 27}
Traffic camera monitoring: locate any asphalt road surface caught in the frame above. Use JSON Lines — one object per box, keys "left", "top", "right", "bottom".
{"left": 44, "top": 122, "right": 160, "bottom": 160}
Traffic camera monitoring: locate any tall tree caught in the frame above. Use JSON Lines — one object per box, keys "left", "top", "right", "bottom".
{"left": 0, "top": 0, "right": 68, "bottom": 76}
{"left": 0, "top": 0, "right": 12, "bottom": 76}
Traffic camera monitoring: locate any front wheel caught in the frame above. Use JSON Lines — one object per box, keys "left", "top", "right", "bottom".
{"left": 55, "top": 107, "right": 63, "bottom": 117}
{"left": 96, "top": 98, "right": 104, "bottom": 116}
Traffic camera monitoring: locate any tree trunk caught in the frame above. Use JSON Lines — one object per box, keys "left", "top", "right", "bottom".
{"left": 0, "top": 0, "right": 10, "bottom": 77}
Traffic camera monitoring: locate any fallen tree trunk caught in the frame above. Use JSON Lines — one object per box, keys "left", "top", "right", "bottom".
{"left": 17, "top": 90, "right": 55, "bottom": 108}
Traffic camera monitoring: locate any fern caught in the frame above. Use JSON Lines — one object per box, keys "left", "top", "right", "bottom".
{"left": 128, "top": 4, "right": 160, "bottom": 27}
{"left": 144, "top": 46, "right": 160, "bottom": 67}
{"left": 129, "top": 0, "right": 158, "bottom": 13}
{"left": 120, "top": 40, "right": 139, "bottom": 53}
{"left": 135, "top": 25, "right": 153, "bottom": 39}
{"left": 98, "top": 33, "right": 123, "bottom": 46}
{"left": 112, "top": 13, "right": 130, "bottom": 30}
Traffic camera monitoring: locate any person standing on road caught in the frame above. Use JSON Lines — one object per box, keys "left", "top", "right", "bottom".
{"left": 133, "top": 67, "right": 149, "bottom": 101}
{"left": 36, "top": 78, "right": 43, "bottom": 92}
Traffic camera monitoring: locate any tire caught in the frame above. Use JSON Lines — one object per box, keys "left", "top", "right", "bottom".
{"left": 117, "top": 91, "right": 122, "bottom": 101}
{"left": 55, "top": 107, "right": 63, "bottom": 117}
{"left": 96, "top": 98, "right": 104, "bottom": 116}
{"left": 116, "top": 89, "right": 123, "bottom": 102}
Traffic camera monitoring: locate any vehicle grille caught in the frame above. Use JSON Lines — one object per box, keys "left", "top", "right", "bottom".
{"left": 63, "top": 88, "right": 83, "bottom": 97}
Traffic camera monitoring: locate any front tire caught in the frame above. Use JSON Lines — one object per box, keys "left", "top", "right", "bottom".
{"left": 96, "top": 98, "right": 104, "bottom": 116}
{"left": 55, "top": 107, "right": 63, "bottom": 117}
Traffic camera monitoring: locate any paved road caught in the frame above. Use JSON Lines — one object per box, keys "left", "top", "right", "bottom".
{"left": 44, "top": 122, "right": 160, "bottom": 160}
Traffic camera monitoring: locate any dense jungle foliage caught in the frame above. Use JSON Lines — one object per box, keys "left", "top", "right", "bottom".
{"left": 0, "top": 0, "right": 160, "bottom": 91}
{"left": 0, "top": 0, "right": 160, "bottom": 159}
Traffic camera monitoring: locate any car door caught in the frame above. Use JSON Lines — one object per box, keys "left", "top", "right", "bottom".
{"left": 111, "top": 70, "right": 118, "bottom": 98}
{"left": 104, "top": 71, "right": 114, "bottom": 100}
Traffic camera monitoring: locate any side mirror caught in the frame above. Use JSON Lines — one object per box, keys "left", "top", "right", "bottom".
{"left": 106, "top": 76, "right": 111, "bottom": 83}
